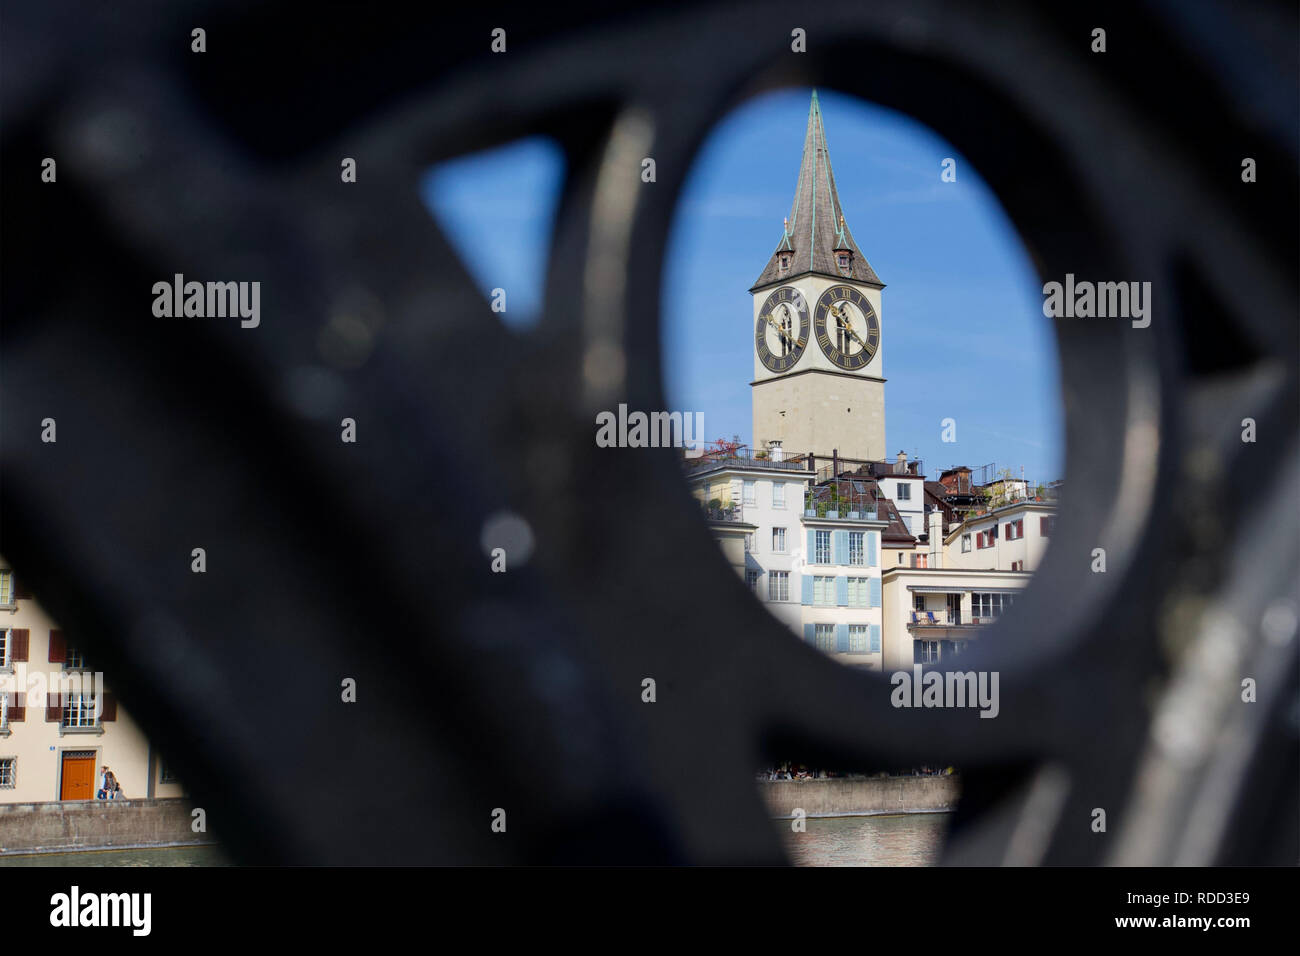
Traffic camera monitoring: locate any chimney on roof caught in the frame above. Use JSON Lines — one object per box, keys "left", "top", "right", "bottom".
{"left": 928, "top": 511, "right": 944, "bottom": 568}
{"left": 894, "top": 450, "right": 907, "bottom": 474}
{"left": 767, "top": 440, "right": 784, "bottom": 463}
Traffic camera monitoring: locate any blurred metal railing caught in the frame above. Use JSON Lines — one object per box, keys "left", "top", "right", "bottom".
{"left": 0, "top": 0, "right": 1295, "bottom": 865}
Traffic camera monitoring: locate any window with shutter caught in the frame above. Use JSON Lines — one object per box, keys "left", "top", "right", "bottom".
{"left": 815, "top": 530, "right": 832, "bottom": 564}
{"left": 847, "top": 577, "right": 868, "bottom": 607}
{"left": 848, "top": 532, "right": 864, "bottom": 566}
{"left": 62, "top": 693, "right": 99, "bottom": 728}
{"left": 813, "top": 576, "right": 836, "bottom": 606}
{"left": 848, "top": 625, "right": 868, "bottom": 653}
{"left": 10, "top": 629, "right": 28, "bottom": 662}
{"left": 48, "top": 629, "right": 66, "bottom": 663}
{"left": 814, "top": 624, "right": 836, "bottom": 652}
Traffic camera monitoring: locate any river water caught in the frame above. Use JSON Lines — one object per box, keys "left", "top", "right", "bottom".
{"left": 781, "top": 811, "right": 950, "bottom": 866}
{"left": 0, "top": 814, "right": 946, "bottom": 866}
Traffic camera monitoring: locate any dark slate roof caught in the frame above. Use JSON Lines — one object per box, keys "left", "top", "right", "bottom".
{"left": 924, "top": 481, "right": 949, "bottom": 499}
{"left": 876, "top": 498, "right": 916, "bottom": 545}
{"left": 923, "top": 484, "right": 958, "bottom": 536}
{"left": 751, "top": 91, "right": 883, "bottom": 292}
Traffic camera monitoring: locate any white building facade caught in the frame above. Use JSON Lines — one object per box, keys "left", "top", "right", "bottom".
{"left": 799, "top": 513, "right": 889, "bottom": 670}
{"left": 688, "top": 459, "right": 815, "bottom": 635}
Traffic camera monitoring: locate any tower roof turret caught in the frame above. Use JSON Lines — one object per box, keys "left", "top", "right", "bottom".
{"left": 751, "top": 91, "right": 883, "bottom": 291}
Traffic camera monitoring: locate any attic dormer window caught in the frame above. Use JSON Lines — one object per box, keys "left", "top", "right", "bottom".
{"left": 836, "top": 252, "right": 852, "bottom": 276}
{"left": 778, "top": 253, "right": 791, "bottom": 275}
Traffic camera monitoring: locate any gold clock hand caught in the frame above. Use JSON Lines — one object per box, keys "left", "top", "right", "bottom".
{"left": 764, "top": 312, "right": 801, "bottom": 350}
{"left": 831, "top": 303, "right": 870, "bottom": 351}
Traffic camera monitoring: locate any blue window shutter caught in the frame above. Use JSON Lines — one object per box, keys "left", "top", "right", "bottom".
{"left": 869, "top": 577, "right": 882, "bottom": 608}
{"left": 835, "top": 623, "right": 849, "bottom": 652}
{"left": 801, "top": 575, "right": 814, "bottom": 605}
{"left": 803, "top": 623, "right": 816, "bottom": 646}
{"left": 806, "top": 529, "right": 816, "bottom": 564}
{"left": 870, "top": 624, "right": 881, "bottom": 653}
{"left": 835, "top": 575, "right": 848, "bottom": 607}
{"left": 868, "top": 532, "right": 879, "bottom": 567}
{"left": 834, "top": 530, "right": 848, "bottom": 564}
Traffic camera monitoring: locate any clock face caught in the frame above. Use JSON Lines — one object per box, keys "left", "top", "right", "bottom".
{"left": 814, "top": 285, "right": 880, "bottom": 371}
{"left": 755, "top": 286, "right": 810, "bottom": 373}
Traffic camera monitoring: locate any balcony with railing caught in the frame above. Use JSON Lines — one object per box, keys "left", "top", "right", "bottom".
{"left": 681, "top": 441, "right": 813, "bottom": 477}
{"left": 802, "top": 504, "right": 886, "bottom": 522}
{"left": 947, "top": 472, "right": 1062, "bottom": 519}
{"left": 910, "top": 608, "right": 955, "bottom": 627}
{"left": 701, "top": 502, "right": 748, "bottom": 524}
{"left": 816, "top": 457, "right": 925, "bottom": 484}
{"left": 804, "top": 476, "right": 888, "bottom": 523}
{"left": 908, "top": 608, "right": 988, "bottom": 630}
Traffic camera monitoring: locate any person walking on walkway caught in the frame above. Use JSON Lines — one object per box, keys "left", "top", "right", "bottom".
{"left": 97, "top": 765, "right": 121, "bottom": 801}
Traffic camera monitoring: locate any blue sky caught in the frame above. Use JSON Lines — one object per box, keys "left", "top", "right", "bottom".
{"left": 423, "top": 88, "right": 1063, "bottom": 485}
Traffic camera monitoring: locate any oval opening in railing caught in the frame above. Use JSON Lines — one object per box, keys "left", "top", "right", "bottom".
{"left": 662, "top": 89, "right": 1064, "bottom": 864}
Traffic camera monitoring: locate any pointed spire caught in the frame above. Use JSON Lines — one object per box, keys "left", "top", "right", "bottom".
{"left": 751, "top": 91, "right": 882, "bottom": 290}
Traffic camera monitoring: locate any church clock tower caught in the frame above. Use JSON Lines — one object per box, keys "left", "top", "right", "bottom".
{"left": 750, "top": 91, "right": 886, "bottom": 462}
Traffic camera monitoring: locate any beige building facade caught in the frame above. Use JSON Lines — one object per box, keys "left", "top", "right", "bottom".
{"left": 945, "top": 500, "right": 1056, "bottom": 573}
{"left": 879, "top": 500, "right": 1056, "bottom": 671}
{"left": 0, "top": 561, "right": 184, "bottom": 804}
{"left": 881, "top": 567, "right": 1034, "bottom": 672}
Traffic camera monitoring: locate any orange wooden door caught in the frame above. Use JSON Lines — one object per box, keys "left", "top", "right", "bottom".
{"left": 60, "top": 753, "right": 95, "bottom": 800}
